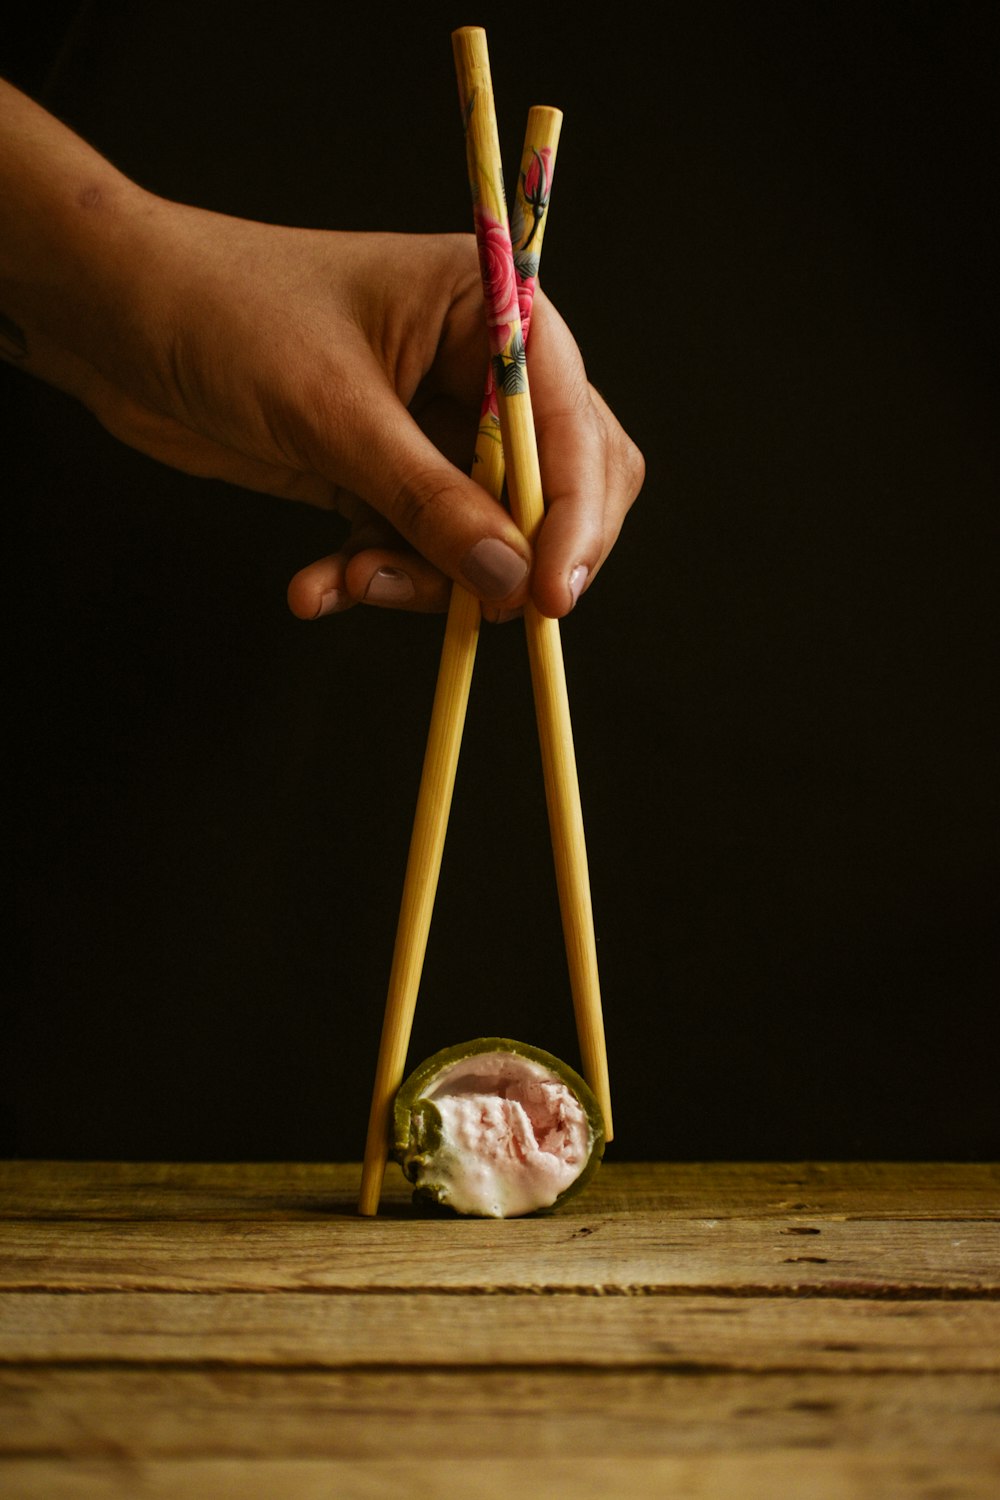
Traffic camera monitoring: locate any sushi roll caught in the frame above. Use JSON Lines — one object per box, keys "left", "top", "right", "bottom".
{"left": 393, "top": 1038, "right": 606, "bottom": 1218}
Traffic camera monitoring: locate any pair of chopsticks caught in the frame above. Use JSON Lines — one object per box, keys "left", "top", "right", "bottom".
{"left": 357, "top": 26, "right": 611, "bottom": 1216}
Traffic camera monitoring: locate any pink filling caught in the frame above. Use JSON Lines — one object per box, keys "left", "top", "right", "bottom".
{"left": 420, "top": 1052, "right": 592, "bottom": 1217}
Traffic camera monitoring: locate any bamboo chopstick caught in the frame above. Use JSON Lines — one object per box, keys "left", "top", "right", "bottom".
{"left": 452, "top": 27, "right": 613, "bottom": 1134}
{"left": 357, "top": 100, "right": 565, "bottom": 1217}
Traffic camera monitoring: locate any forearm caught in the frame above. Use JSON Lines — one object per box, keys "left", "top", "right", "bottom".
{"left": 0, "top": 79, "right": 161, "bottom": 399}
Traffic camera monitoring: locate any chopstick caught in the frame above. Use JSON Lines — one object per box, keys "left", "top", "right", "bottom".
{"left": 357, "top": 97, "right": 566, "bottom": 1217}
{"left": 451, "top": 26, "right": 612, "bottom": 1137}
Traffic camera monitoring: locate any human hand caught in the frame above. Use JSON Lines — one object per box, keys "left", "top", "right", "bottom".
{"left": 1, "top": 83, "right": 643, "bottom": 619}
{"left": 103, "top": 211, "right": 643, "bottom": 621}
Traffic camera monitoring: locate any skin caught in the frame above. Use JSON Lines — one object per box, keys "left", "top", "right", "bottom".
{"left": 0, "top": 79, "right": 644, "bottom": 621}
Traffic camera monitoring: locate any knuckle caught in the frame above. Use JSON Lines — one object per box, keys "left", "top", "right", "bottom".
{"left": 618, "top": 433, "right": 646, "bottom": 504}
{"left": 388, "top": 467, "right": 465, "bottom": 546}
{"left": 598, "top": 402, "right": 645, "bottom": 511}
{"left": 535, "top": 383, "right": 593, "bottom": 441}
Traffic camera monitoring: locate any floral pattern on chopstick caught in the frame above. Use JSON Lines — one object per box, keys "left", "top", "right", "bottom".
{"left": 470, "top": 118, "right": 555, "bottom": 448}
{"left": 513, "top": 146, "right": 553, "bottom": 259}
{"left": 475, "top": 205, "right": 522, "bottom": 359}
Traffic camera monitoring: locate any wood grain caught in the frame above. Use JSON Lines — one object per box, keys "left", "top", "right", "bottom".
{"left": 2, "top": 1162, "right": 997, "bottom": 1500}
{"left": 3, "top": 1454, "right": 1000, "bottom": 1500}
{"left": 3, "top": 1212, "right": 996, "bottom": 1293}
{"left": 5, "top": 1368, "right": 1000, "bottom": 1456}
{"left": 3, "top": 1291, "right": 999, "bottom": 1371}
{"left": 3, "top": 1159, "right": 996, "bottom": 1220}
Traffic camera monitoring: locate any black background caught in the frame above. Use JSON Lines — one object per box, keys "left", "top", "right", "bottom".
{"left": 4, "top": 1, "right": 997, "bottom": 1162}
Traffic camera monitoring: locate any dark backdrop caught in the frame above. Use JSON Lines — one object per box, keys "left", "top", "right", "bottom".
{"left": 4, "top": 1, "right": 997, "bottom": 1161}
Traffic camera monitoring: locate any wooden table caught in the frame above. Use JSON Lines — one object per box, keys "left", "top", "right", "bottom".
{"left": 1, "top": 1161, "right": 998, "bottom": 1498}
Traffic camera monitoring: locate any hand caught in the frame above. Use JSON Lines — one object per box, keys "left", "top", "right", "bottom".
{"left": 2, "top": 82, "right": 644, "bottom": 619}
{"left": 96, "top": 211, "right": 643, "bottom": 621}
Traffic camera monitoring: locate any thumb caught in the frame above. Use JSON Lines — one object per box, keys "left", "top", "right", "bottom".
{"left": 325, "top": 375, "right": 532, "bottom": 607}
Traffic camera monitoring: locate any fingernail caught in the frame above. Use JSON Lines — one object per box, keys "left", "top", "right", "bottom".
{"left": 316, "top": 587, "right": 345, "bottom": 617}
{"left": 568, "top": 564, "right": 589, "bottom": 609}
{"left": 483, "top": 605, "right": 522, "bottom": 625}
{"left": 460, "top": 537, "right": 529, "bottom": 600}
{"left": 364, "top": 566, "right": 415, "bottom": 606}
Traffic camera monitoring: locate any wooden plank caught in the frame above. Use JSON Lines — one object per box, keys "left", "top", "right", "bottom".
{"left": 2, "top": 1161, "right": 997, "bottom": 1222}
{"left": 1, "top": 1215, "right": 996, "bottom": 1293}
{"left": 3, "top": 1452, "right": 1000, "bottom": 1500}
{"left": 0, "top": 1161, "right": 397, "bottom": 1221}
{"left": 3, "top": 1369, "right": 1000, "bottom": 1458}
{"left": 2, "top": 1163, "right": 996, "bottom": 1499}
{"left": 2, "top": 1291, "right": 999, "bottom": 1371}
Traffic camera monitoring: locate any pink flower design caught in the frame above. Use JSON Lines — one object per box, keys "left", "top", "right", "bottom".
{"left": 480, "top": 365, "right": 499, "bottom": 423}
{"left": 517, "top": 146, "right": 554, "bottom": 252}
{"left": 517, "top": 278, "right": 536, "bottom": 346}
{"left": 523, "top": 146, "right": 552, "bottom": 209}
{"left": 474, "top": 205, "right": 520, "bottom": 356}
